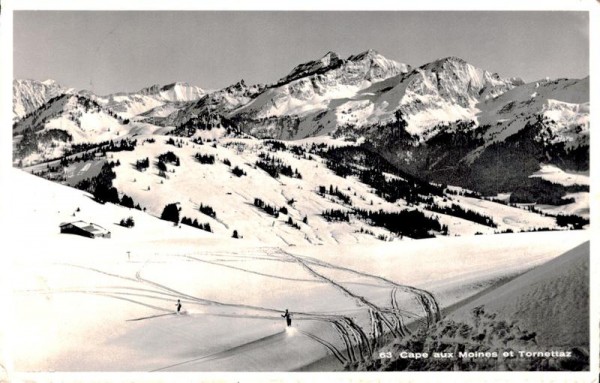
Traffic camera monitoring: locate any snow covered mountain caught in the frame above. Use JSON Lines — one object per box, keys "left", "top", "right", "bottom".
{"left": 11, "top": 81, "right": 209, "bottom": 165}
{"left": 13, "top": 94, "right": 128, "bottom": 164}
{"left": 362, "top": 74, "right": 590, "bottom": 195}
{"left": 236, "top": 55, "right": 521, "bottom": 140}
{"left": 90, "top": 82, "right": 206, "bottom": 118}
{"left": 12, "top": 50, "right": 589, "bottom": 237}
{"left": 13, "top": 79, "right": 73, "bottom": 122}
{"left": 145, "top": 50, "right": 410, "bottom": 137}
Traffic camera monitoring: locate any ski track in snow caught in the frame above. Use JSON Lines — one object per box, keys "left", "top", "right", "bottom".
{"left": 175, "top": 254, "right": 320, "bottom": 283}
{"left": 30, "top": 247, "right": 441, "bottom": 370}
{"left": 151, "top": 330, "right": 288, "bottom": 372}
{"left": 281, "top": 250, "right": 403, "bottom": 360}
{"left": 277, "top": 249, "right": 442, "bottom": 325}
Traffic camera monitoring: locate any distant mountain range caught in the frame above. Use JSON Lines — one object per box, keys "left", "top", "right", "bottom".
{"left": 12, "top": 50, "right": 589, "bottom": 243}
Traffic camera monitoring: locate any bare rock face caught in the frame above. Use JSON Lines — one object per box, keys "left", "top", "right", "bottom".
{"left": 13, "top": 79, "right": 69, "bottom": 121}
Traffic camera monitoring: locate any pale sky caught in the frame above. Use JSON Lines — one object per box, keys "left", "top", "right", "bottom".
{"left": 13, "top": 11, "right": 589, "bottom": 95}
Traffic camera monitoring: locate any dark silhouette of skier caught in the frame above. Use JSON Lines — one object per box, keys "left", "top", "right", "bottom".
{"left": 282, "top": 309, "right": 292, "bottom": 327}
{"left": 176, "top": 299, "right": 182, "bottom": 314}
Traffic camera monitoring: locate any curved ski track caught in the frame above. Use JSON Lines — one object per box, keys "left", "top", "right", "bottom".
{"left": 25, "top": 247, "right": 442, "bottom": 370}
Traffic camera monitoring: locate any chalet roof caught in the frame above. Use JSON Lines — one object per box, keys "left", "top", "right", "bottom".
{"left": 60, "top": 220, "right": 110, "bottom": 234}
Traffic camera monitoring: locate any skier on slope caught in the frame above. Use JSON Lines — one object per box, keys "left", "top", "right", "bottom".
{"left": 176, "top": 299, "right": 182, "bottom": 314}
{"left": 282, "top": 309, "right": 292, "bottom": 327}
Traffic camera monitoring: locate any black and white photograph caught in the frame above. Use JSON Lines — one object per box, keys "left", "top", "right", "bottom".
{"left": 0, "top": 2, "right": 596, "bottom": 382}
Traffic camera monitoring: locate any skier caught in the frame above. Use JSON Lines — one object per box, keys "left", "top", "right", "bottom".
{"left": 281, "top": 309, "right": 292, "bottom": 327}
{"left": 176, "top": 299, "right": 182, "bottom": 314}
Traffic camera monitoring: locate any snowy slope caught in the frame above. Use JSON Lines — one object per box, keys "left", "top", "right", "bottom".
{"left": 12, "top": 95, "right": 136, "bottom": 165}
{"left": 12, "top": 93, "right": 176, "bottom": 165}
{"left": 386, "top": 57, "right": 523, "bottom": 137}
{"left": 7, "top": 170, "right": 588, "bottom": 373}
{"left": 103, "top": 135, "right": 565, "bottom": 245}
{"left": 109, "top": 136, "right": 408, "bottom": 245}
{"left": 475, "top": 76, "right": 590, "bottom": 148}
{"left": 448, "top": 241, "right": 589, "bottom": 348}
{"left": 530, "top": 164, "right": 589, "bottom": 186}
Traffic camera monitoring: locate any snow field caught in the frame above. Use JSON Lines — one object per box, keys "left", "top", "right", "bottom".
{"left": 6, "top": 168, "right": 589, "bottom": 371}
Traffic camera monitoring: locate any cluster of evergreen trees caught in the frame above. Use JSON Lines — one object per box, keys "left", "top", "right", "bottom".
{"left": 556, "top": 214, "right": 589, "bottom": 229}
{"left": 325, "top": 158, "right": 354, "bottom": 178}
{"left": 474, "top": 192, "right": 587, "bottom": 231}
{"left": 135, "top": 157, "right": 150, "bottom": 171}
{"left": 58, "top": 151, "right": 98, "bottom": 167}
{"left": 509, "top": 178, "right": 586, "bottom": 205}
{"left": 160, "top": 203, "right": 180, "bottom": 224}
{"left": 361, "top": 170, "right": 443, "bottom": 204}
{"left": 15, "top": 128, "right": 73, "bottom": 159}
{"left": 286, "top": 216, "right": 301, "bottom": 230}
{"left": 353, "top": 208, "right": 447, "bottom": 239}
{"left": 232, "top": 166, "right": 246, "bottom": 177}
{"left": 76, "top": 95, "right": 104, "bottom": 114}
{"left": 445, "top": 188, "right": 482, "bottom": 199}
{"left": 119, "top": 216, "right": 135, "bottom": 228}
{"left": 37, "top": 139, "right": 135, "bottom": 169}
{"left": 194, "top": 153, "right": 215, "bottom": 164}
{"left": 199, "top": 203, "right": 217, "bottom": 218}
{"left": 166, "top": 137, "right": 184, "bottom": 148}
{"left": 322, "top": 209, "right": 350, "bottom": 222}
{"left": 312, "top": 145, "right": 443, "bottom": 204}
{"left": 171, "top": 113, "right": 239, "bottom": 136}
{"left": 321, "top": 205, "right": 446, "bottom": 239}
{"left": 81, "top": 162, "right": 118, "bottom": 203}
{"left": 181, "top": 217, "right": 212, "bottom": 232}
{"left": 256, "top": 153, "right": 302, "bottom": 179}
{"left": 264, "top": 140, "right": 287, "bottom": 151}
{"left": 425, "top": 203, "right": 497, "bottom": 228}
{"left": 262, "top": 139, "right": 306, "bottom": 157}
{"left": 74, "top": 161, "right": 142, "bottom": 210}
{"left": 30, "top": 164, "right": 64, "bottom": 179}
{"left": 157, "top": 151, "right": 180, "bottom": 166}
{"left": 28, "top": 137, "right": 136, "bottom": 168}
{"left": 319, "top": 185, "right": 352, "bottom": 205}
{"left": 105, "top": 139, "right": 137, "bottom": 153}
{"left": 288, "top": 145, "right": 306, "bottom": 156}
{"left": 62, "top": 142, "right": 104, "bottom": 158}
{"left": 254, "top": 198, "right": 280, "bottom": 217}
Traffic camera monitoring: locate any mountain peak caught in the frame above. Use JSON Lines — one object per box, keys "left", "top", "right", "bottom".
{"left": 41, "top": 79, "right": 59, "bottom": 86}
{"left": 280, "top": 51, "right": 344, "bottom": 85}
{"left": 139, "top": 84, "right": 161, "bottom": 95}
{"left": 227, "top": 79, "right": 247, "bottom": 90}
{"left": 321, "top": 51, "right": 340, "bottom": 64}
{"left": 346, "top": 49, "right": 410, "bottom": 81}
{"left": 348, "top": 49, "right": 381, "bottom": 61}
{"left": 440, "top": 56, "right": 467, "bottom": 64}
{"left": 422, "top": 56, "right": 469, "bottom": 71}
{"left": 162, "top": 81, "right": 190, "bottom": 90}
